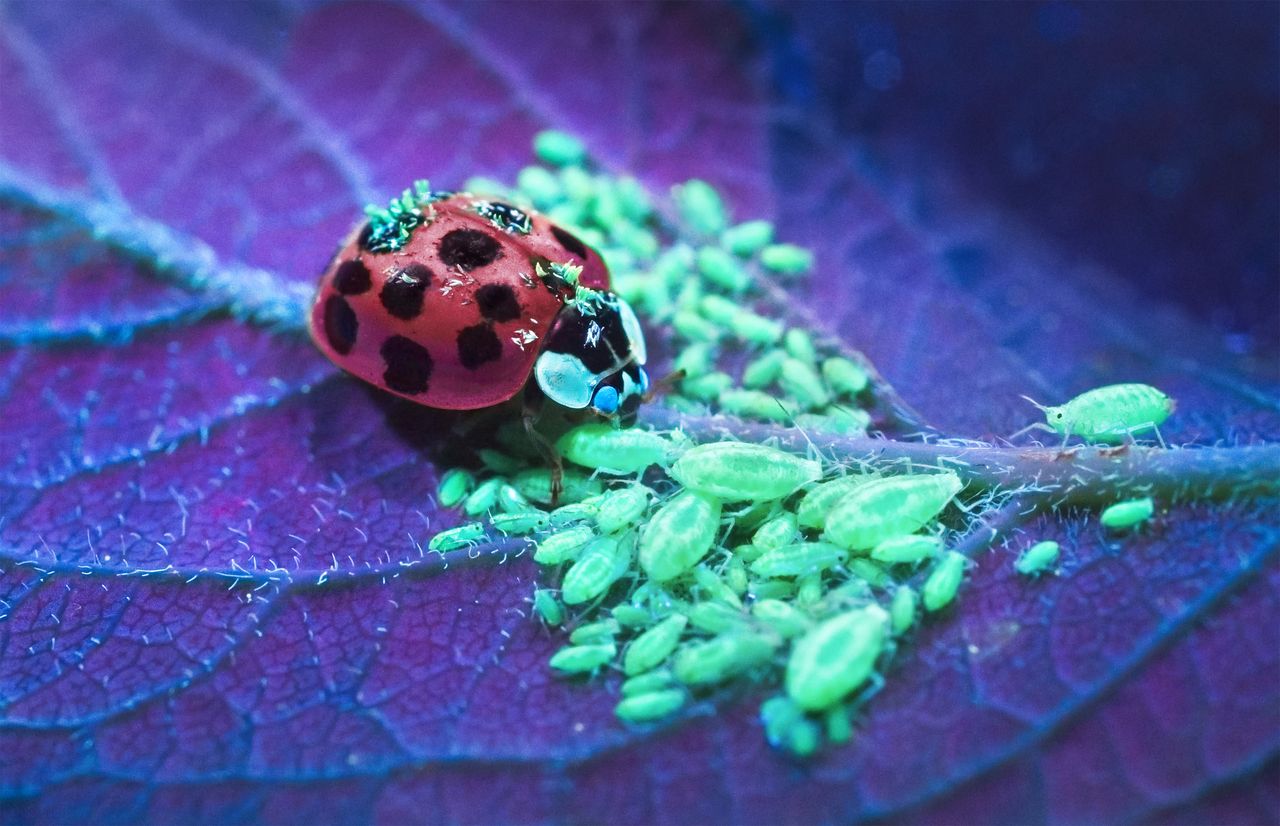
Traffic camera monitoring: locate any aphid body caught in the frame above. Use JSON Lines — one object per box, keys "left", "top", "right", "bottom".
{"left": 1026, "top": 383, "right": 1173, "bottom": 443}
{"left": 1015, "top": 540, "right": 1061, "bottom": 576}
{"left": 638, "top": 491, "right": 722, "bottom": 582}
{"left": 785, "top": 605, "right": 888, "bottom": 711}
{"left": 824, "top": 473, "right": 963, "bottom": 551}
{"left": 670, "top": 443, "right": 821, "bottom": 502}
{"left": 1100, "top": 497, "right": 1155, "bottom": 530}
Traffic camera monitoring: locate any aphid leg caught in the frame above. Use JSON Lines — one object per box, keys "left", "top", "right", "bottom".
{"left": 1152, "top": 424, "right": 1168, "bottom": 449}
{"left": 643, "top": 369, "right": 687, "bottom": 403}
{"left": 522, "top": 384, "right": 564, "bottom": 506}
{"left": 1006, "top": 421, "right": 1055, "bottom": 443}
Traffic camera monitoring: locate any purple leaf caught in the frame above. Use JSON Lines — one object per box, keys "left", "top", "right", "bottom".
{"left": 0, "top": 1, "right": 1276, "bottom": 823}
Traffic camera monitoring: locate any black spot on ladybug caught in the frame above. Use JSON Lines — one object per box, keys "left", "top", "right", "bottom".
{"left": 381, "top": 335, "right": 434, "bottom": 395}
{"left": 333, "top": 259, "right": 371, "bottom": 295}
{"left": 551, "top": 225, "right": 589, "bottom": 259}
{"left": 323, "top": 295, "right": 358, "bottom": 355}
{"left": 457, "top": 324, "right": 503, "bottom": 370}
{"left": 475, "top": 283, "right": 521, "bottom": 322}
{"left": 438, "top": 229, "right": 502, "bottom": 271}
{"left": 380, "top": 263, "right": 432, "bottom": 320}
{"left": 475, "top": 201, "right": 532, "bottom": 234}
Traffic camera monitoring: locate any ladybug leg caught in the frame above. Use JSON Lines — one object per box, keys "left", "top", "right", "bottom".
{"left": 522, "top": 382, "right": 564, "bottom": 507}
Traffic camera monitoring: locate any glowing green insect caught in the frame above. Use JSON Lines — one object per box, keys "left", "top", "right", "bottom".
{"left": 638, "top": 491, "right": 722, "bottom": 583}
{"left": 548, "top": 642, "right": 616, "bottom": 674}
{"left": 785, "top": 605, "right": 888, "bottom": 711}
{"left": 516, "top": 165, "right": 562, "bottom": 209}
{"left": 1022, "top": 383, "right": 1174, "bottom": 444}
{"left": 624, "top": 614, "right": 689, "bottom": 676}
{"left": 462, "top": 478, "right": 504, "bottom": 517}
{"left": 672, "top": 633, "right": 777, "bottom": 685}
{"left": 569, "top": 619, "right": 620, "bottom": 644}
{"left": 489, "top": 509, "right": 550, "bottom": 536}
{"left": 670, "top": 443, "right": 822, "bottom": 503}
{"left": 615, "top": 688, "right": 686, "bottom": 723}
{"left": 688, "top": 601, "right": 749, "bottom": 634}
{"left": 751, "top": 599, "right": 813, "bottom": 638}
{"left": 479, "top": 449, "right": 523, "bottom": 476}
{"left": 741, "top": 350, "right": 787, "bottom": 389}
{"left": 719, "top": 389, "right": 796, "bottom": 422}
{"left": 889, "top": 586, "right": 918, "bottom": 635}
{"left": 753, "top": 512, "right": 799, "bottom": 552}
{"left": 759, "top": 244, "right": 813, "bottom": 276}
{"left": 749, "top": 579, "right": 796, "bottom": 600}
{"left": 428, "top": 522, "right": 486, "bottom": 552}
{"left": 673, "top": 310, "right": 723, "bottom": 343}
{"left": 556, "top": 424, "right": 675, "bottom": 475}
{"left": 533, "top": 130, "right": 587, "bottom": 167}
{"left": 621, "top": 670, "right": 674, "bottom": 697}
{"left": 795, "top": 571, "right": 824, "bottom": 606}
{"left": 821, "top": 358, "right": 869, "bottom": 397}
{"left": 558, "top": 165, "right": 594, "bottom": 204}
{"left": 436, "top": 469, "right": 475, "bottom": 509}
{"left": 922, "top": 551, "right": 968, "bottom": 612}
{"left": 533, "top": 526, "right": 596, "bottom": 566}
{"left": 870, "top": 534, "right": 941, "bottom": 565}
{"left": 1015, "top": 540, "right": 1061, "bottom": 575}
{"left": 825, "top": 705, "right": 853, "bottom": 744}
{"left": 497, "top": 484, "right": 532, "bottom": 514}
{"left": 548, "top": 501, "right": 599, "bottom": 527}
{"left": 760, "top": 695, "right": 820, "bottom": 757}
{"left": 799, "top": 406, "right": 871, "bottom": 436}
{"left": 693, "top": 565, "right": 743, "bottom": 608}
{"left": 561, "top": 535, "right": 630, "bottom": 606}
{"left": 1100, "top": 497, "right": 1155, "bottom": 530}
{"left": 722, "top": 220, "right": 774, "bottom": 256}
{"left": 532, "top": 589, "right": 563, "bottom": 626}
{"left": 795, "top": 473, "right": 878, "bottom": 530}
{"left": 824, "top": 472, "right": 963, "bottom": 550}
{"left": 699, "top": 295, "right": 783, "bottom": 344}
{"left": 696, "top": 246, "right": 751, "bottom": 292}
{"left": 682, "top": 372, "right": 734, "bottom": 401}
{"left": 723, "top": 557, "right": 749, "bottom": 595}
{"left": 615, "top": 176, "right": 652, "bottom": 222}
{"left": 847, "top": 558, "right": 891, "bottom": 589}
{"left": 512, "top": 468, "right": 601, "bottom": 506}
{"left": 673, "top": 343, "right": 717, "bottom": 379}
{"left": 779, "top": 358, "right": 830, "bottom": 410}
{"left": 611, "top": 604, "right": 652, "bottom": 629}
{"left": 782, "top": 328, "right": 819, "bottom": 366}
{"left": 750, "top": 542, "right": 847, "bottom": 579}
{"left": 675, "top": 179, "right": 728, "bottom": 236}
{"left": 616, "top": 224, "right": 659, "bottom": 261}
{"left": 593, "top": 486, "right": 653, "bottom": 535}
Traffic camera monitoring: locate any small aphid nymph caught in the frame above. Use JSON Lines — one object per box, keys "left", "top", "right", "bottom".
{"left": 1100, "top": 497, "right": 1155, "bottom": 530}
{"left": 1020, "top": 383, "right": 1174, "bottom": 444}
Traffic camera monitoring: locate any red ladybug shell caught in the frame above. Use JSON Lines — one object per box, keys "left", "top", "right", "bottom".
{"left": 310, "top": 194, "right": 611, "bottom": 409}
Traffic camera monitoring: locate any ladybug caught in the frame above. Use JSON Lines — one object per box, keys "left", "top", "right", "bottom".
{"left": 309, "top": 187, "right": 650, "bottom": 425}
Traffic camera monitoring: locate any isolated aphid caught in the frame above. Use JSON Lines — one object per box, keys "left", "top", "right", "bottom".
{"left": 675, "top": 179, "right": 728, "bottom": 236}
{"left": 561, "top": 535, "right": 630, "bottom": 605}
{"left": 556, "top": 423, "right": 675, "bottom": 474}
{"left": 463, "top": 478, "right": 504, "bottom": 517}
{"left": 624, "top": 614, "right": 689, "bottom": 676}
{"left": 889, "top": 586, "right": 918, "bottom": 635}
{"left": 513, "top": 468, "right": 601, "bottom": 506}
{"left": 615, "top": 688, "right": 687, "bottom": 723}
{"left": 570, "top": 619, "right": 621, "bottom": 645}
{"left": 682, "top": 372, "right": 734, "bottom": 401}
{"left": 534, "top": 129, "right": 587, "bottom": 167}
{"left": 688, "top": 601, "right": 750, "bottom": 634}
{"left": 532, "top": 589, "right": 564, "bottom": 626}
{"left": 436, "top": 469, "right": 475, "bottom": 509}
{"left": 693, "top": 565, "right": 744, "bottom": 608}
{"left": 783, "top": 329, "right": 819, "bottom": 366}
{"left": 742, "top": 350, "right": 788, "bottom": 389}
{"left": 594, "top": 486, "right": 653, "bottom": 535}
{"left": 1015, "top": 540, "right": 1061, "bottom": 575}
{"left": 611, "top": 603, "right": 652, "bottom": 629}
{"left": 786, "top": 604, "right": 888, "bottom": 711}
{"left": 1022, "top": 383, "right": 1174, "bottom": 444}
{"left": 750, "top": 542, "right": 848, "bottom": 579}
{"left": 621, "top": 669, "right": 675, "bottom": 697}
{"left": 821, "top": 358, "right": 870, "bottom": 398}
{"left": 825, "top": 704, "right": 853, "bottom": 744}
{"left": 752, "top": 599, "right": 813, "bottom": 638}
{"left": 548, "top": 642, "right": 616, "bottom": 674}
{"left": 760, "top": 695, "right": 820, "bottom": 757}
{"left": 870, "top": 534, "right": 941, "bottom": 565}
{"left": 490, "top": 509, "right": 550, "bottom": 536}
{"left": 753, "top": 512, "right": 800, "bottom": 552}
{"left": 670, "top": 442, "right": 822, "bottom": 503}
{"left": 722, "top": 219, "right": 775, "bottom": 256}
{"left": 824, "top": 472, "right": 964, "bottom": 550}
{"left": 639, "top": 491, "right": 722, "bottom": 582}
{"left": 760, "top": 243, "right": 813, "bottom": 276}
{"left": 428, "top": 522, "right": 487, "bottom": 552}
{"left": 673, "top": 633, "right": 778, "bottom": 685}
{"left": 1100, "top": 497, "right": 1155, "bottom": 530}
{"left": 923, "top": 551, "right": 968, "bottom": 612}
{"left": 795, "top": 474, "right": 879, "bottom": 530}
{"left": 779, "top": 358, "right": 830, "bottom": 410}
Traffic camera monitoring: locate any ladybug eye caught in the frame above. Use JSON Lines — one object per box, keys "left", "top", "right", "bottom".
{"left": 591, "top": 386, "right": 620, "bottom": 415}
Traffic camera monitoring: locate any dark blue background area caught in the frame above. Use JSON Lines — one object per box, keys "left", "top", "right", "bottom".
{"left": 753, "top": 1, "right": 1279, "bottom": 358}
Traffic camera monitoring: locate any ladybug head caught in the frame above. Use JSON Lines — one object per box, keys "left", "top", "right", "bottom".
{"left": 533, "top": 291, "right": 649, "bottom": 424}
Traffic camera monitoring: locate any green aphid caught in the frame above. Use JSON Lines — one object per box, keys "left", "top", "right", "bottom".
{"left": 497, "top": 484, "right": 532, "bottom": 514}
{"left": 730, "top": 309, "right": 784, "bottom": 345}
{"left": 673, "top": 310, "right": 723, "bottom": 343}
{"left": 428, "top": 522, "right": 486, "bottom": 552}
{"left": 600, "top": 246, "right": 635, "bottom": 274}
{"left": 693, "top": 565, "right": 743, "bottom": 608}
{"left": 682, "top": 371, "right": 734, "bottom": 401}
{"left": 779, "top": 358, "right": 830, "bottom": 410}
{"left": 688, "top": 601, "right": 749, "bottom": 634}
{"left": 870, "top": 534, "right": 941, "bottom": 565}
{"left": 750, "top": 542, "right": 847, "bottom": 579}
{"left": 569, "top": 619, "right": 620, "bottom": 644}
{"left": 533, "top": 129, "right": 587, "bottom": 167}
{"left": 547, "top": 201, "right": 587, "bottom": 229}
{"left": 741, "top": 350, "right": 788, "bottom": 389}
{"left": 558, "top": 165, "right": 595, "bottom": 205}
{"left": 760, "top": 243, "right": 814, "bottom": 276}
{"left": 653, "top": 245, "right": 695, "bottom": 288}
{"left": 463, "top": 477, "right": 505, "bottom": 517}
{"left": 1100, "top": 497, "right": 1155, "bottom": 530}
{"left": 723, "top": 556, "right": 749, "bottom": 595}
{"left": 556, "top": 423, "right": 675, "bottom": 474}
{"left": 615, "top": 176, "right": 652, "bottom": 222}
{"left": 795, "top": 571, "right": 824, "bottom": 606}
{"left": 753, "top": 512, "right": 800, "bottom": 552}
{"left": 548, "top": 501, "right": 599, "bottom": 527}
{"left": 696, "top": 246, "right": 751, "bottom": 292}
{"left": 821, "top": 357, "right": 870, "bottom": 398}
{"left": 847, "top": 558, "right": 891, "bottom": 589}
{"left": 1023, "top": 383, "right": 1174, "bottom": 444}
{"left": 548, "top": 642, "right": 616, "bottom": 674}
{"left": 816, "top": 577, "right": 872, "bottom": 614}
{"left": 436, "top": 469, "right": 475, "bottom": 509}
{"left": 824, "top": 472, "right": 964, "bottom": 551}
{"left": 786, "top": 605, "right": 888, "bottom": 711}
{"left": 889, "top": 586, "right": 918, "bottom": 635}
{"left": 796, "top": 406, "right": 871, "bottom": 436}
{"left": 611, "top": 603, "right": 653, "bottom": 629}
{"left": 533, "top": 525, "right": 597, "bottom": 565}
{"left": 592, "top": 180, "right": 624, "bottom": 227}
{"left": 672, "top": 342, "right": 717, "bottom": 379}
{"left": 611, "top": 272, "right": 647, "bottom": 306}
{"left": 1015, "top": 540, "right": 1061, "bottom": 575}
{"left": 513, "top": 468, "right": 602, "bottom": 506}
{"left": 463, "top": 176, "right": 511, "bottom": 197}
{"left": 728, "top": 499, "right": 777, "bottom": 533}
{"left": 670, "top": 442, "right": 822, "bottom": 503}
{"left": 562, "top": 535, "right": 630, "bottom": 605}
{"left": 623, "top": 614, "right": 689, "bottom": 676}
{"left": 615, "top": 223, "right": 659, "bottom": 261}
{"left": 720, "top": 389, "right": 796, "bottom": 422}
{"left": 722, "top": 220, "right": 775, "bottom": 256}
{"left": 760, "top": 695, "right": 820, "bottom": 757}
{"left": 672, "top": 633, "right": 777, "bottom": 685}
{"left": 532, "top": 589, "right": 563, "bottom": 626}
{"left": 697, "top": 293, "right": 739, "bottom": 326}
{"left": 620, "top": 670, "right": 675, "bottom": 697}
{"left": 490, "top": 509, "right": 549, "bottom": 536}
{"left": 516, "top": 165, "right": 563, "bottom": 209}
{"left": 594, "top": 485, "right": 653, "bottom": 535}
{"left": 638, "top": 277, "right": 674, "bottom": 320}
{"left": 783, "top": 329, "right": 819, "bottom": 366}
{"left": 825, "top": 704, "right": 853, "bottom": 744}
{"left": 751, "top": 599, "right": 813, "bottom": 638}
{"left": 749, "top": 579, "right": 796, "bottom": 600}
{"left": 615, "top": 688, "right": 687, "bottom": 723}
{"left": 795, "top": 474, "right": 878, "bottom": 530}
{"left": 922, "top": 551, "right": 968, "bottom": 612}
{"left": 675, "top": 179, "right": 728, "bottom": 236}
{"left": 639, "top": 491, "right": 722, "bottom": 582}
